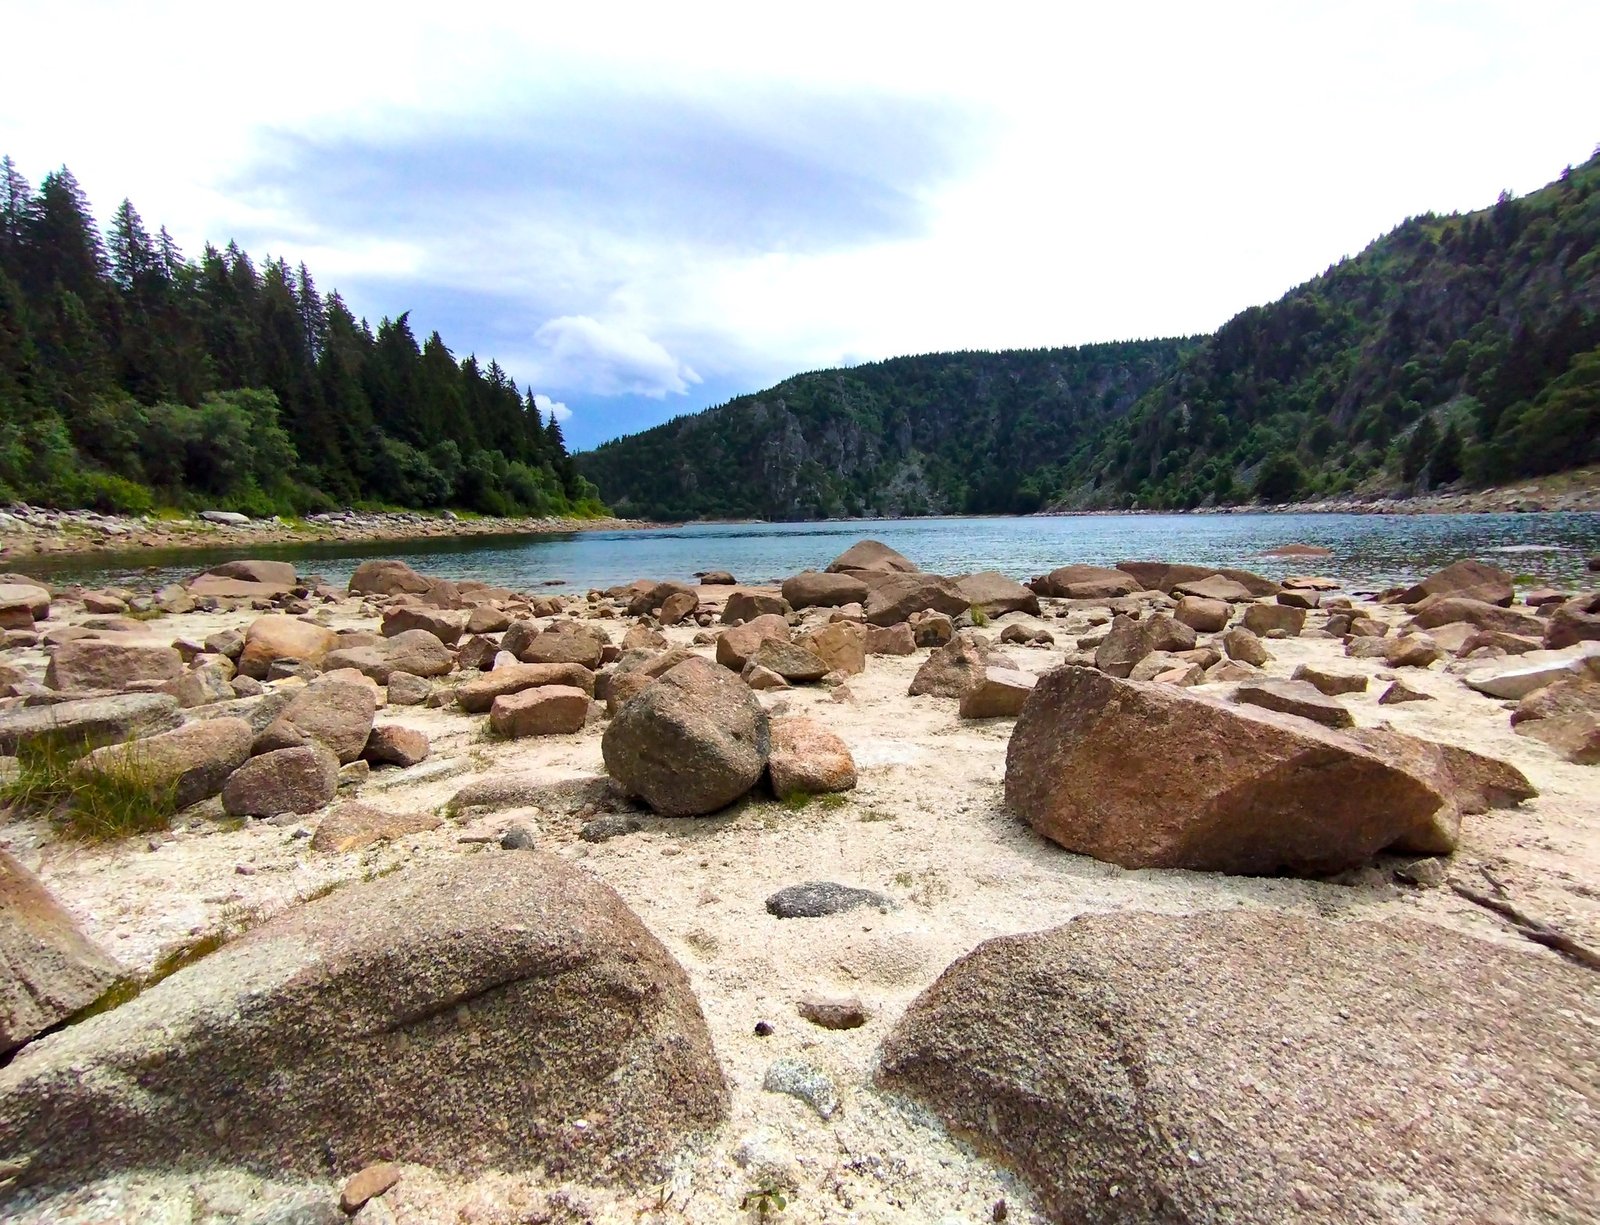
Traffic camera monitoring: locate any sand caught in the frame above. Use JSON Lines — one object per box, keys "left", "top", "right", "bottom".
{"left": 4, "top": 583, "right": 1597, "bottom": 1224}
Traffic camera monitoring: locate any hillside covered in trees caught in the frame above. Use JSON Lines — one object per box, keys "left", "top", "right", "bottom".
{"left": 0, "top": 159, "right": 603, "bottom": 518}
{"left": 581, "top": 151, "right": 1600, "bottom": 518}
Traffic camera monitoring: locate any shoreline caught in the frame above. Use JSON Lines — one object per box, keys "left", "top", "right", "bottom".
{"left": 0, "top": 507, "right": 648, "bottom": 563}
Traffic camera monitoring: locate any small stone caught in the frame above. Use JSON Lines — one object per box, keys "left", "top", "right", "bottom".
{"left": 1392, "top": 857, "right": 1448, "bottom": 888}
{"left": 798, "top": 996, "right": 868, "bottom": 1030}
{"left": 1379, "top": 680, "right": 1435, "bottom": 705}
{"left": 1234, "top": 679, "right": 1354, "bottom": 728}
{"left": 762, "top": 1057, "right": 840, "bottom": 1119}
{"left": 754, "top": 1020, "right": 774, "bottom": 1037}
{"left": 765, "top": 881, "right": 894, "bottom": 919}
{"left": 1290, "top": 663, "right": 1369, "bottom": 696}
{"left": 499, "top": 824, "right": 538, "bottom": 850}
{"left": 579, "top": 814, "right": 642, "bottom": 843}
{"left": 340, "top": 1161, "right": 402, "bottom": 1214}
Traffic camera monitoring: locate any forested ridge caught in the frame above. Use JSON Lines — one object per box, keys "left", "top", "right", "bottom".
{"left": 581, "top": 151, "right": 1600, "bottom": 518}
{"left": 0, "top": 158, "right": 604, "bottom": 519}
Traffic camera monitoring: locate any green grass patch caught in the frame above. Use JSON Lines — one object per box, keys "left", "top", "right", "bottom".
{"left": 776, "top": 790, "right": 850, "bottom": 812}
{"left": 968, "top": 605, "right": 990, "bottom": 627}
{"left": 2, "top": 733, "right": 179, "bottom": 840}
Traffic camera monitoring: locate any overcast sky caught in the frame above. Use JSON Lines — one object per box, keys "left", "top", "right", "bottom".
{"left": 6, "top": 2, "right": 1597, "bottom": 448}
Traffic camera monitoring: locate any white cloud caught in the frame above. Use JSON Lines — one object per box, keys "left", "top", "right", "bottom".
{"left": 533, "top": 393, "right": 572, "bottom": 424}
{"left": 530, "top": 315, "right": 702, "bottom": 399}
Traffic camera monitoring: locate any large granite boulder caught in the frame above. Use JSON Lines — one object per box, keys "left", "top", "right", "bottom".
{"left": 1093, "top": 613, "right": 1196, "bottom": 677}
{"left": 1390, "top": 559, "right": 1516, "bottom": 607}
{"left": 1004, "top": 666, "right": 1531, "bottom": 875}
{"left": 237, "top": 615, "right": 339, "bottom": 680}
{"left": 715, "top": 614, "right": 791, "bottom": 671}
{"left": 0, "top": 849, "right": 122, "bottom": 1055}
{"left": 380, "top": 606, "right": 467, "bottom": 647}
{"left": 824, "top": 540, "right": 917, "bottom": 575}
{"left": 1407, "top": 595, "right": 1542, "bottom": 636}
{"left": 954, "top": 571, "right": 1041, "bottom": 618}
{"left": 767, "top": 717, "right": 858, "bottom": 797}
{"left": 1512, "top": 674, "right": 1600, "bottom": 764}
{"left": 0, "top": 693, "right": 182, "bottom": 755}
{"left": 864, "top": 573, "right": 969, "bottom": 627}
{"left": 348, "top": 559, "right": 432, "bottom": 597}
{"left": 795, "top": 622, "right": 867, "bottom": 676}
{"left": 878, "top": 909, "right": 1597, "bottom": 1224}
{"left": 45, "top": 641, "right": 182, "bottom": 692}
{"left": 781, "top": 571, "right": 869, "bottom": 610}
{"left": 221, "top": 744, "right": 339, "bottom": 817}
{"left": 456, "top": 662, "right": 595, "bottom": 713}
{"left": 909, "top": 632, "right": 993, "bottom": 698}
{"left": 0, "top": 582, "right": 51, "bottom": 623}
{"left": 323, "top": 629, "right": 454, "bottom": 683}
{"left": 721, "top": 589, "right": 790, "bottom": 624}
{"left": 198, "top": 559, "right": 298, "bottom": 587}
{"left": 1544, "top": 592, "right": 1600, "bottom": 650}
{"left": 254, "top": 676, "right": 379, "bottom": 763}
{"left": 0, "top": 855, "right": 728, "bottom": 1189}
{"left": 74, "top": 718, "right": 253, "bottom": 810}
{"left": 602, "top": 657, "right": 769, "bottom": 816}
{"left": 1027, "top": 565, "right": 1138, "bottom": 600}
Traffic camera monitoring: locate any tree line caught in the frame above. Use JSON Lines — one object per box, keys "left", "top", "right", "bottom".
{"left": 0, "top": 158, "right": 604, "bottom": 518}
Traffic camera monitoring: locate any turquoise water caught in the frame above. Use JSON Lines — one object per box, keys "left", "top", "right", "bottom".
{"left": 23, "top": 512, "right": 1600, "bottom": 593}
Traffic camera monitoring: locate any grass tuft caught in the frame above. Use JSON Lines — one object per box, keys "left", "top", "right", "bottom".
{"left": 1, "top": 733, "right": 179, "bottom": 840}
{"left": 968, "top": 604, "right": 990, "bottom": 627}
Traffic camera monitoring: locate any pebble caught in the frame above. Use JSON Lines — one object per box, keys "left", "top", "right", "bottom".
{"left": 798, "top": 996, "right": 869, "bottom": 1030}
{"left": 765, "top": 881, "right": 895, "bottom": 919}
{"left": 579, "top": 814, "right": 642, "bottom": 843}
{"left": 499, "top": 824, "right": 538, "bottom": 850}
{"left": 339, "top": 1161, "right": 401, "bottom": 1213}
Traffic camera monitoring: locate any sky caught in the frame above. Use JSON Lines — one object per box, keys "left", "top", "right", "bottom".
{"left": 5, "top": 2, "right": 1598, "bottom": 450}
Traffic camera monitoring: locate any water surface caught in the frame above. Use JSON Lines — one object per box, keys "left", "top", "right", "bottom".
{"left": 23, "top": 513, "right": 1600, "bottom": 593}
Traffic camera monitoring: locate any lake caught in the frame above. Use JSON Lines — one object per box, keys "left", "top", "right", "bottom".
{"left": 22, "top": 512, "right": 1600, "bottom": 594}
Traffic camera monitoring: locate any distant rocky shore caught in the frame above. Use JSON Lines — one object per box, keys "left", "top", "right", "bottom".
{"left": 0, "top": 505, "right": 643, "bottom": 561}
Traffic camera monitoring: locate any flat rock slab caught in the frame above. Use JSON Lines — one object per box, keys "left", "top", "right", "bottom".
{"left": 0, "top": 692, "right": 182, "bottom": 754}
{"left": 1234, "top": 678, "right": 1354, "bottom": 728}
{"left": 878, "top": 909, "right": 1598, "bottom": 1224}
{"left": 766, "top": 881, "right": 894, "bottom": 919}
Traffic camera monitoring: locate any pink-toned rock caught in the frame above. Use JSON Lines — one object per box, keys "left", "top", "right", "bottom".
{"left": 768, "top": 717, "right": 857, "bottom": 796}
{"left": 237, "top": 615, "right": 338, "bottom": 680}
{"left": 311, "top": 803, "right": 442, "bottom": 853}
{"left": 456, "top": 662, "right": 595, "bottom": 712}
{"left": 715, "top": 614, "right": 790, "bottom": 671}
{"left": 45, "top": 641, "right": 183, "bottom": 692}
{"left": 363, "top": 724, "right": 431, "bottom": 768}
{"left": 958, "top": 667, "right": 1037, "bottom": 718}
{"left": 796, "top": 622, "right": 866, "bottom": 676}
{"left": 1390, "top": 559, "right": 1515, "bottom": 607}
{"left": 489, "top": 686, "right": 590, "bottom": 737}
{"left": 865, "top": 622, "right": 916, "bottom": 656}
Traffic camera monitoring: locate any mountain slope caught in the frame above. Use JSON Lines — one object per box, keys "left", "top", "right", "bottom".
{"left": 581, "top": 151, "right": 1600, "bottom": 517}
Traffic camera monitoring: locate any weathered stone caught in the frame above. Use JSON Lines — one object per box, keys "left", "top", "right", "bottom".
{"left": 1028, "top": 565, "right": 1138, "bottom": 600}
{"left": 0, "top": 856, "right": 728, "bottom": 1187}
{"left": 626, "top": 580, "right": 697, "bottom": 618}
{"left": 310, "top": 802, "right": 442, "bottom": 852}
{"left": 0, "top": 582, "right": 50, "bottom": 622}
{"left": 0, "top": 693, "right": 183, "bottom": 755}
{"left": 877, "top": 909, "right": 1598, "bottom": 1225}
{"left": 1173, "top": 595, "right": 1230, "bottom": 632}
{"left": 1276, "top": 588, "right": 1320, "bottom": 610}
{"left": 958, "top": 667, "right": 1037, "bottom": 718}
{"left": 456, "top": 662, "right": 595, "bottom": 712}
{"left": 796, "top": 622, "right": 866, "bottom": 676}
{"left": 909, "top": 632, "right": 992, "bottom": 698}
{"left": 1391, "top": 559, "right": 1515, "bottom": 607}
{"left": 1511, "top": 675, "right": 1600, "bottom": 764}
{"left": 580, "top": 814, "right": 643, "bottom": 843}
{"left": 1093, "top": 613, "right": 1195, "bottom": 678}
{"left": 237, "top": 616, "right": 338, "bottom": 680}
{"left": 699, "top": 570, "right": 736, "bottom": 585}
{"left": 0, "top": 848, "right": 123, "bottom": 1055}
{"left": 362, "top": 724, "right": 430, "bottom": 768}
{"left": 490, "top": 686, "right": 590, "bottom": 738}
{"left": 1173, "top": 574, "right": 1254, "bottom": 603}
{"left": 1289, "top": 663, "right": 1369, "bottom": 696}
{"left": 797, "top": 997, "right": 868, "bottom": 1030}
{"left": 1408, "top": 595, "right": 1542, "bottom": 636}
{"left": 255, "top": 677, "right": 378, "bottom": 763}
{"left": 1465, "top": 654, "right": 1589, "bottom": 700}
{"left": 158, "top": 664, "right": 237, "bottom": 709}
{"left": 715, "top": 614, "right": 790, "bottom": 671}
{"left": 463, "top": 605, "right": 511, "bottom": 636}
{"left": 1005, "top": 667, "right": 1527, "bottom": 875}
{"left": 1241, "top": 602, "right": 1306, "bottom": 637}
{"left": 825, "top": 540, "right": 917, "bottom": 574}
{"left": 721, "top": 589, "right": 790, "bottom": 624}
{"left": 1220, "top": 626, "right": 1270, "bottom": 666}
{"left": 347, "top": 559, "right": 432, "bottom": 596}
{"left": 864, "top": 573, "right": 969, "bottom": 627}
{"left": 1345, "top": 633, "right": 1443, "bottom": 668}
{"left": 621, "top": 623, "right": 669, "bottom": 652}
{"left": 45, "top": 640, "right": 182, "bottom": 692}
{"left": 1235, "top": 678, "right": 1354, "bottom": 728}
{"left": 742, "top": 663, "right": 790, "bottom": 691}
{"left": 221, "top": 744, "right": 339, "bottom": 817}
{"left": 863, "top": 622, "right": 915, "bottom": 656}
{"left": 381, "top": 606, "right": 467, "bottom": 647}
{"left": 910, "top": 610, "right": 956, "bottom": 647}
{"left": 1544, "top": 592, "right": 1600, "bottom": 649}
{"left": 516, "top": 625, "right": 606, "bottom": 670}
{"left": 385, "top": 672, "right": 431, "bottom": 706}
{"left": 324, "top": 629, "right": 454, "bottom": 683}
{"left": 1203, "top": 659, "right": 1260, "bottom": 683}
{"left": 201, "top": 559, "right": 298, "bottom": 587}
{"left": 602, "top": 658, "right": 769, "bottom": 816}
{"left": 954, "top": 571, "right": 1040, "bottom": 618}
{"left": 658, "top": 590, "right": 699, "bottom": 626}
{"left": 203, "top": 628, "right": 245, "bottom": 660}
{"left": 781, "top": 571, "right": 869, "bottom": 610}
{"left": 751, "top": 638, "right": 831, "bottom": 683}
{"left": 75, "top": 718, "right": 253, "bottom": 810}
{"left": 765, "top": 881, "right": 893, "bottom": 918}
{"left": 340, "top": 1162, "right": 402, "bottom": 1214}
{"left": 767, "top": 717, "right": 857, "bottom": 796}
{"left": 1379, "top": 679, "right": 1435, "bottom": 705}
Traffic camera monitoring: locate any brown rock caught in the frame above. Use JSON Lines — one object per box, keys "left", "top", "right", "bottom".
{"left": 1276, "top": 588, "right": 1320, "bottom": 610}
{"left": 864, "top": 573, "right": 969, "bottom": 627}
{"left": 75, "top": 718, "right": 253, "bottom": 810}
{"left": 45, "top": 641, "right": 183, "bottom": 692}
{"left": 1004, "top": 667, "right": 1523, "bottom": 875}
{"left": 363, "top": 725, "right": 430, "bottom": 768}
{"left": 324, "top": 629, "right": 455, "bottom": 683}
{"left": 910, "top": 610, "right": 956, "bottom": 647}
{"left": 1390, "top": 559, "right": 1515, "bottom": 607}
{"left": 310, "top": 803, "right": 442, "bottom": 853}
{"left": 797, "top": 997, "right": 868, "bottom": 1030}
{"left": 1173, "top": 595, "right": 1230, "bottom": 633}
{"left": 795, "top": 622, "right": 866, "bottom": 676}
{"left": 909, "top": 632, "right": 993, "bottom": 698}
{"left": 255, "top": 677, "right": 378, "bottom": 764}
{"left": 742, "top": 663, "right": 790, "bottom": 691}
{"left": 517, "top": 625, "right": 606, "bottom": 670}
{"left": 877, "top": 910, "right": 1598, "bottom": 1225}
{"left": 865, "top": 623, "right": 916, "bottom": 656}
{"left": 1241, "top": 602, "right": 1306, "bottom": 637}
{"left": 958, "top": 667, "right": 1037, "bottom": 718}
{"left": 954, "top": 571, "right": 1040, "bottom": 618}
{"left": 1289, "top": 663, "right": 1368, "bottom": 696}
{"left": 456, "top": 662, "right": 595, "bottom": 712}
{"left": 1028, "top": 565, "right": 1138, "bottom": 600}
{"left": 658, "top": 590, "right": 699, "bottom": 626}
{"left": 221, "top": 744, "right": 340, "bottom": 817}
{"left": 750, "top": 639, "right": 830, "bottom": 683}
{"left": 237, "top": 616, "right": 339, "bottom": 680}
{"left": 348, "top": 559, "right": 432, "bottom": 596}
{"left": 386, "top": 671, "right": 432, "bottom": 706}
{"left": 0, "top": 848, "right": 123, "bottom": 1055}
{"left": 490, "top": 685, "right": 590, "bottom": 738}
{"left": 1173, "top": 574, "right": 1254, "bottom": 603}
{"left": 825, "top": 539, "right": 917, "bottom": 574}
{"left": 465, "top": 605, "right": 511, "bottom": 635}
{"left": 1234, "top": 678, "right": 1354, "bottom": 728}
{"left": 1408, "top": 595, "right": 1541, "bottom": 635}
{"left": 1093, "top": 613, "right": 1195, "bottom": 678}
{"left": 782, "top": 571, "right": 869, "bottom": 609}
{"left": 1221, "top": 625, "right": 1271, "bottom": 666}
{"left": 1345, "top": 633, "right": 1443, "bottom": 668}
{"left": 621, "top": 623, "right": 669, "bottom": 652}
{"left": 715, "top": 614, "right": 790, "bottom": 671}
{"left": 1543, "top": 592, "right": 1600, "bottom": 650}
{"left": 0, "top": 582, "right": 50, "bottom": 622}
{"left": 340, "top": 1161, "right": 402, "bottom": 1213}
{"left": 0, "top": 693, "right": 184, "bottom": 755}
{"left": 768, "top": 717, "right": 857, "bottom": 796}
{"left": 1203, "top": 659, "right": 1260, "bottom": 683}
{"left": 1511, "top": 675, "right": 1600, "bottom": 764}
{"left": 601, "top": 658, "right": 769, "bottom": 816}
{"left": 200, "top": 559, "right": 298, "bottom": 587}
{"left": 381, "top": 605, "right": 467, "bottom": 647}
{"left": 721, "top": 589, "right": 790, "bottom": 624}
{"left": 1379, "top": 680, "right": 1435, "bottom": 705}
{"left": 0, "top": 855, "right": 728, "bottom": 1187}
